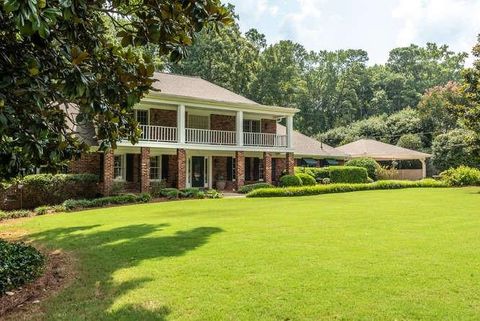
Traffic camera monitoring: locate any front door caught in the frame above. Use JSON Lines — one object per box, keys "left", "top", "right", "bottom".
{"left": 191, "top": 156, "right": 205, "bottom": 188}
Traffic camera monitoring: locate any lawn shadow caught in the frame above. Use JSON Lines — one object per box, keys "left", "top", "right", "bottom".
{"left": 26, "top": 223, "right": 224, "bottom": 321}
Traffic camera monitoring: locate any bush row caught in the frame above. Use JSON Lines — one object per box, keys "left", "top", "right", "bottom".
{"left": 238, "top": 183, "right": 274, "bottom": 194}
{"left": 296, "top": 166, "right": 369, "bottom": 184}
{"left": 156, "top": 188, "right": 222, "bottom": 199}
{"left": 1, "top": 174, "right": 99, "bottom": 210}
{"left": 0, "top": 240, "right": 45, "bottom": 294}
{"left": 246, "top": 179, "right": 448, "bottom": 198}
{"left": 63, "top": 193, "right": 151, "bottom": 211}
{"left": 344, "top": 158, "right": 381, "bottom": 180}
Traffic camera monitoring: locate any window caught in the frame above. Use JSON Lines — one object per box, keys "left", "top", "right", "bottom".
{"left": 150, "top": 156, "right": 162, "bottom": 180}
{"left": 188, "top": 115, "right": 209, "bottom": 129}
{"left": 114, "top": 155, "right": 125, "bottom": 180}
{"left": 135, "top": 110, "right": 148, "bottom": 125}
{"left": 243, "top": 119, "right": 261, "bottom": 133}
{"left": 227, "top": 157, "right": 236, "bottom": 181}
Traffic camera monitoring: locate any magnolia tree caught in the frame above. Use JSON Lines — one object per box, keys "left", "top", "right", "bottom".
{"left": 0, "top": 0, "right": 231, "bottom": 178}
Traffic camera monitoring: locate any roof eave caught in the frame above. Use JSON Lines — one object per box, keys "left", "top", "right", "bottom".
{"left": 145, "top": 92, "right": 299, "bottom": 116}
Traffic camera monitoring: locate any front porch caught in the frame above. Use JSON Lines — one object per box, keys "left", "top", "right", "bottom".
{"left": 99, "top": 147, "right": 295, "bottom": 195}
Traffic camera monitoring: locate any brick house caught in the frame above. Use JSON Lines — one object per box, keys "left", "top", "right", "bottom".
{"left": 68, "top": 73, "right": 346, "bottom": 195}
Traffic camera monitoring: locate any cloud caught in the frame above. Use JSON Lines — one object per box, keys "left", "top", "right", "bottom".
{"left": 392, "top": 0, "right": 480, "bottom": 58}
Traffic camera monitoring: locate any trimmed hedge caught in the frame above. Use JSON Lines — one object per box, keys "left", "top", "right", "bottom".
{"left": 345, "top": 158, "right": 381, "bottom": 180}
{"left": 280, "top": 175, "right": 303, "bottom": 187}
{"left": 440, "top": 166, "right": 480, "bottom": 186}
{"left": 246, "top": 179, "right": 448, "bottom": 198}
{"left": 296, "top": 173, "right": 316, "bottom": 186}
{"left": 63, "top": 193, "right": 151, "bottom": 211}
{"left": 0, "top": 240, "right": 45, "bottom": 294}
{"left": 1, "top": 174, "right": 99, "bottom": 210}
{"left": 328, "top": 166, "right": 369, "bottom": 184}
{"left": 295, "top": 166, "right": 368, "bottom": 184}
{"left": 238, "top": 183, "right": 274, "bottom": 194}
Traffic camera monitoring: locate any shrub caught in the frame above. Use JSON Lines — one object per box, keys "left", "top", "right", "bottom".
{"left": 440, "top": 166, "right": 480, "bottom": 186}
{"left": 296, "top": 173, "right": 316, "bottom": 186}
{"left": 150, "top": 180, "right": 168, "bottom": 197}
{"left": 1, "top": 173, "right": 99, "bottom": 210}
{"left": 322, "top": 178, "right": 331, "bottom": 185}
{"left": 0, "top": 240, "right": 45, "bottom": 294}
{"left": 204, "top": 189, "right": 223, "bottom": 199}
{"left": 296, "top": 167, "right": 329, "bottom": 181}
{"left": 246, "top": 179, "right": 448, "bottom": 198}
{"left": 110, "top": 181, "right": 126, "bottom": 195}
{"left": 63, "top": 193, "right": 151, "bottom": 211}
{"left": 377, "top": 166, "right": 399, "bottom": 180}
{"left": 238, "top": 183, "right": 274, "bottom": 194}
{"left": 165, "top": 189, "right": 180, "bottom": 199}
{"left": 0, "top": 210, "right": 32, "bottom": 221}
{"left": 280, "top": 175, "right": 303, "bottom": 187}
{"left": 33, "top": 205, "right": 65, "bottom": 215}
{"left": 180, "top": 188, "right": 203, "bottom": 199}
{"left": 328, "top": 166, "right": 368, "bottom": 184}
{"left": 345, "top": 158, "right": 381, "bottom": 180}
{"left": 158, "top": 188, "right": 180, "bottom": 197}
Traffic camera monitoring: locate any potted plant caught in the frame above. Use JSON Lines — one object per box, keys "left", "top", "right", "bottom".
{"left": 216, "top": 174, "right": 226, "bottom": 190}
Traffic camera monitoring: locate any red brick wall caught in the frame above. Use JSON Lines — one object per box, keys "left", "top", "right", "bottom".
{"left": 177, "top": 149, "right": 186, "bottom": 189}
{"left": 101, "top": 150, "right": 114, "bottom": 195}
{"left": 235, "top": 151, "right": 245, "bottom": 190}
{"left": 150, "top": 109, "right": 177, "bottom": 127}
{"left": 263, "top": 153, "right": 272, "bottom": 184}
{"left": 140, "top": 147, "right": 150, "bottom": 193}
{"left": 261, "top": 119, "right": 276, "bottom": 134}
{"left": 286, "top": 152, "right": 295, "bottom": 175}
{"left": 211, "top": 114, "right": 235, "bottom": 131}
{"left": 69, "top": 153, "right": 101, "bottom": 175}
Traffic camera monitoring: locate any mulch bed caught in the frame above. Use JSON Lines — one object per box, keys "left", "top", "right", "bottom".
{"left": 0, "top": 244, "right": 74, "bottom": 320}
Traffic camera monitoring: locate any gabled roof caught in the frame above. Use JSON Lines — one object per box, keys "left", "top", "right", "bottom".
{"left": 336, "top": 139, "right": 431, "bottom": 160}
{"left": 277, "top": 124, "right": 348, "bottom": 159}
{"left": 151, "top": 72, "right": 259, "bottom": 105}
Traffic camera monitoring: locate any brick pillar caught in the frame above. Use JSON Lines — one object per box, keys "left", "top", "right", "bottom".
{"left": 140, "top": 147, "right": 150, "bottom": 193}
{"left": 102, "top": 150, "right": 114, "bottom": 196}
{"left": 286, "top": 152, "right": 295, "bottom": 175}
{"left": 235, "top": 151, "right": 245, "bottom": 190}
{"left": 263, "top": 152, "right": 272, "bottom": 184}
{"left": 177, "top": 149, "right": 186, "bottom": 189}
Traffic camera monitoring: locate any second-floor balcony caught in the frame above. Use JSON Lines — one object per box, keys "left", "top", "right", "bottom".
{"left": 139, "top": 125, "right": 288, "bottom": 148}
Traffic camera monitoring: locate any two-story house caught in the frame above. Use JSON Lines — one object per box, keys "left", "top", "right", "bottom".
{"left": 69, "top": 73, "right": 303, "bottom": 194}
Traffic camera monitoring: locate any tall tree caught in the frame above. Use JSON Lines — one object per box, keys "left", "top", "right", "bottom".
{"left": 0, "top": 0, "right": 231, "bottom": 178}
{"left": 168, "top": 20, "right": 263, "bottom": 97}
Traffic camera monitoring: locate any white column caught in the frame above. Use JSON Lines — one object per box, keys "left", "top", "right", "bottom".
{"left": 177, "top": 104, "right": 186, "bottom": 144}
{"left": 236, "top": 110, "right": 244, "bottom": 146}
{"left": 286, "top": 115, "right": 293, "bottom": 149}
{"left": 421, "top": 158, "right": 427, "bottom": 179}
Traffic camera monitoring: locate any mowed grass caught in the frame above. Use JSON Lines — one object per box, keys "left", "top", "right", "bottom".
{"left": 2, "top": 188, "right": 480, "bottom": 321}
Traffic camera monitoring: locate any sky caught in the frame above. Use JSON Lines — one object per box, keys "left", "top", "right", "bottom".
{"left": 224, "top": 0, "right": 480, "bottom": 65}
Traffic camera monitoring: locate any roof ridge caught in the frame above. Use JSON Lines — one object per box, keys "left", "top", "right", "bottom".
{"left": 154, "top": 71, "right": 203, "bottom": 79}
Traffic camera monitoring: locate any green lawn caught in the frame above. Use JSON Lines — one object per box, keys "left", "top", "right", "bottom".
{"left": 2, "top": 188, "right": 480, "bottom": 321}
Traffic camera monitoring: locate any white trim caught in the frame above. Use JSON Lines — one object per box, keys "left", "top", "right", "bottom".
{"left": 143, "top": 94, "right": 298, "bottom": 116}
{"left": 117, "top": 140, "right": 294, "bottom": 153}
{"left": 113, "top": 154, "right": 126, "bottom": 181}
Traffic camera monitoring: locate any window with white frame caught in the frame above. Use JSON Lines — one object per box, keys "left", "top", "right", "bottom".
{"left": 114, "top": 155, "right": 125, "bottom": 180}
{"left": 150, "top": 156, "right": 162, "bottom": 180}
{"left": 188, "top": 114, "right": 209, "bottom": 129}
{"left": 135, "top": 110, "right": 148, "bottom": 126}
{"left": 243, "top": 119, "right": 261, "bottom": 133}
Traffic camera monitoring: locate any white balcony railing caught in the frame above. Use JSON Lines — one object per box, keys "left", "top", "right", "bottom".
{"left": 138, "top": 125, "right": 288, "bottom": 148}
{"left": 140, "top": 125, "right": 177, "bottom": 142}
{"left": 186, "top": 128, "right": 237, "bottom": 145}
{"left": 244, "top": 132, "right": 288, "bottom": 147}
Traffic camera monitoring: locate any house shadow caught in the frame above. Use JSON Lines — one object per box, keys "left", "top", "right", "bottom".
{"left": 27, "top": 223, "right": 224, "bottom": 321}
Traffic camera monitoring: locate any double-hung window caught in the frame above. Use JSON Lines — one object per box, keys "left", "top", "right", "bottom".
{"left": 135, "top": 110, "right": 149, "bottom": 126}
{"left": 114, "top": 155, "right": 125, "bottom": 180}
{"left": 150, "top": 156, "right": 162, "bottom": 180}
{"left": 243, "top": 119, "right": 261, "bottom": 133}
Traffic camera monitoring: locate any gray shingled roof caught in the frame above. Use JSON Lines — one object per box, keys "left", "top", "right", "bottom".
{"left": 277, "top": 124, "right": 348, "bottom": 159}
{"left": 337, "top": 139, "right": 431, "bottom": 160}
{"left": 151, "top": 72, "right": 259, "bottom": 105}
